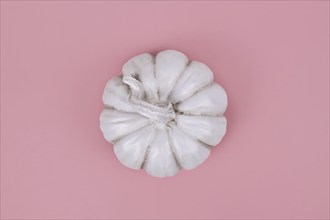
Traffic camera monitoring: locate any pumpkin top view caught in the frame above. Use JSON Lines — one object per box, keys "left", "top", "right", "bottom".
{"left": 100, "top": 50, "right": 228, "bottom": 177}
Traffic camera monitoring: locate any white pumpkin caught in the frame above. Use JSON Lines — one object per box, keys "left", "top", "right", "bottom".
{"left": 100, "top": 50, "right": 227, "bottom": 177}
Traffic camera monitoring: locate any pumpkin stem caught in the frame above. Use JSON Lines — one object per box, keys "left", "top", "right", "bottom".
{"left": 123, "top": 75, "right": 175, "bottom": 128}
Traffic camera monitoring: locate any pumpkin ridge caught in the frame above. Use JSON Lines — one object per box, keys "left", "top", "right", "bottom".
{"left": 166, "top": 128, "right": 183, "bottom": 170}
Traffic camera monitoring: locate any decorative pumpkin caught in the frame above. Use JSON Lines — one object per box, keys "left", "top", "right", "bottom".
{"left": 100, "top": 50, "right": 227, "bottom": 177}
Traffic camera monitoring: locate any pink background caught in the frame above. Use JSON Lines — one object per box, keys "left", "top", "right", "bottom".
{"left": 1, "top": 1, "right": 329, "bottom": 219}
